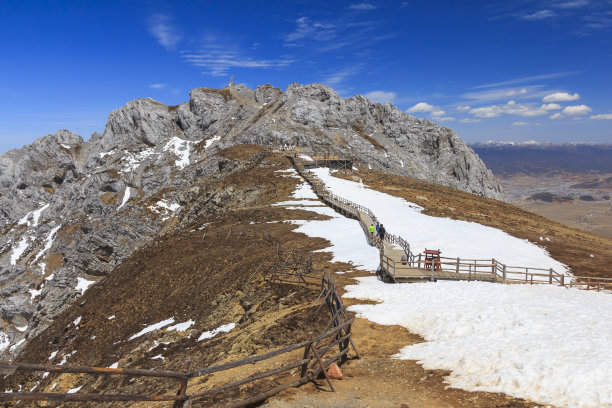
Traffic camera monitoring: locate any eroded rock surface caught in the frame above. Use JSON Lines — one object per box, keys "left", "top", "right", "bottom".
{"left": 0, "top": 82, "right": 503, "bottom": 357}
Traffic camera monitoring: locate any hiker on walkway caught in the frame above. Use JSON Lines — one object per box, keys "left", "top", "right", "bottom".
{"left": 369, "top": 224, "right": 375, "bottom": 240}
{"left": 379, "top": 224, "right": 386, "bottom": 242}
{"left": 375, "top": 222, "right": 380, "bottom": 238}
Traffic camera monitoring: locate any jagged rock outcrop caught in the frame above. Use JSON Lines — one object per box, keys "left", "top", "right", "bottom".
{"left": 0, "top": 82, "right": 503, "bottom": 357}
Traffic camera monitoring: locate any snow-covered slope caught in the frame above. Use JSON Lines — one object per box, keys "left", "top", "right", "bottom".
{"left": 345, "top": 278, "right": 612, "bottom": 408}
{"left": 311, "top": 167, "right": 568, "bottom": 274}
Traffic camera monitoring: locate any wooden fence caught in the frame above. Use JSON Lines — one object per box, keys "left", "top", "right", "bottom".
{"left": 290, "top": 156, "right": 610, "bottom": 293}
{"left": 0, "top": 230, "right": 358, "bottom": 406}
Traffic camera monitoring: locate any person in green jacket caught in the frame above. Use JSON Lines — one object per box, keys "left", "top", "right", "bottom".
{"left": 369, "top": 224, "right": 375, "bottom": 239}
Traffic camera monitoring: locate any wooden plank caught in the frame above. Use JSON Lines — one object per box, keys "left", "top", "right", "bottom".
{"left": 0, "top": 361, "right": 187, "bottom": 379}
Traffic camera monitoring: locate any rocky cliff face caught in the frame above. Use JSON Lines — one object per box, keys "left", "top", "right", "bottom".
{"left": 0, "top": 82, "right": 503, "bottom": 356}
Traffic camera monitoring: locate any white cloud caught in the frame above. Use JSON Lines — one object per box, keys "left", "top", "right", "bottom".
{"left": 148, "top": 15, "right": 181, "bottom": 50}
{"left": 148, "top": 83, "right": 166, "bottom": 89}
{"left": 364, "top": 91, "right": 396, "bottom": 104}
{"left": 407, "top": 102, "right": 446, "bottom": 118}
{"left": 590, "top": 113, "right": 612, "bottom": 120}
{"left": 435, "top": 116, "right": 455, "bottom": 122}
{"left": 469, "top": 100, "right": 552, "bottom": 118}
{"left": 541, "top": 103, "right": 562, "bottom": 111}
{"left": 459, "top": 118, "right": 481, "bottom": 123}
{"left": 550, "top": 105, "right": 592, "bottom": 119}
{"left": 407, "top": 102, "right": 435, "bottom": 113}
{"left": 542, "top": 92, "right": 580, "bottom": 102}
{"left": 520, "top": 10, "right": 556, "bottom": 20}
{"left": 562, "top": 104, "right": 592, "bottom": 116}
{"left": 513, "top": 121, "right": 530, "bottom": 126}
{"left": 349, "top": 2, "right": 377, "bottom": 10}
{"left": 456, "top": 105, "right": 471, "bottom": 111}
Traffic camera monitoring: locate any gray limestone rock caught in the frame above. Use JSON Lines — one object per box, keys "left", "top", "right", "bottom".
{"left": 0, "top": 81, "right": 503, "bottom": 357}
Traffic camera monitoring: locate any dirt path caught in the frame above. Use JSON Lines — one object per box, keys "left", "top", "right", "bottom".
{"left": 262, "top": 270, "right": 537, "bottom": 408}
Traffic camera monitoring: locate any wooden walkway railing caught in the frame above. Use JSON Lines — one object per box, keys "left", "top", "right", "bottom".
{"left": 0, "top": 229, "right": 359, "bottom": 406}
{"left": 290, "top": 156, "right": 611, "bottom": 292}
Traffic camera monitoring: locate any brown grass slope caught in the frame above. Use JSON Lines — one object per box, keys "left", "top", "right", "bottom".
{"left": 8, "top": 145, "right": 606, "bottom": 407}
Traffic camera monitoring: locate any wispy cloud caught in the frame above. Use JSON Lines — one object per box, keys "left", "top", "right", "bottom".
{"left": 555, "top": 0, "right": 590, "bottom": 9}
{"left": 148, "top": 83, "right": 166, "bottom": 89}
{"left": 459, "top": 118, "right": 481, "bottom": 123}
{"left": 182, "top": 51, "right": 294, "bottom": 77}
{"left": 322, "top": 67, "right": 359, "bottom": 86}
{"left": 590, "top": 113, "right": 612, "bottom": 120}
{"left": 471, "top": 72, "right": 576, "bottom": 90}
{"left": 284, "top": 17, "right": 336, "bottom": 46}
{"left": 364, "top": 91, "right": 396, "bottom": 103}
{"left": 181, "top": 34, "right": 294, "bottom": 76}
{"left": 148, "top": 14, "right": 181, "bottom": 50}
{"left": 520, "top": 9, "right": 556, "bottom": 20}
{"left": 349, "top": 2, "right": 377, "bottom": 10}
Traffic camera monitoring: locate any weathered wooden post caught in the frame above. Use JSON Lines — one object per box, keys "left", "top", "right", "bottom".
{"left": 549, "top": 268, "right": 553, "bottom": 284}
{"left": 503, "top": 264, "right": 507, "bottom": 284}
{"left": 173, "top": 360, "right": 191, "bottom": 408}
{"left": 456, "top": 258, "right": 460, "bottom": 274}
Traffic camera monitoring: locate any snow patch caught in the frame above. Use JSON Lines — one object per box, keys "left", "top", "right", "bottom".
{"left": 299, "top": 154, "right": 314, "bottom": 162}
{"left": 197, "top": 323, "right": 236, "bottom": 341}
{"left": 33, "top": 225, "right": 61, "bottom": 263}
{"left": 107, "top": 315, "right": 115, "bottom": 320}
{"left": 121, "top": 148, "right": 157, "bottom": 173}
{"left": 345, "top": 278, "right": 612, "bottom": 408}
{"left": 10, "top": 236, "right": 29, "bottom": 265}
{"left": 108, "top": 362, "right": 119, "bottom": 369}
{"left": 128, "top": 318, "right": 175, "bottom": 341}
{"left": 75, "top": 277, "right": 95, "bottom": 295}
{"left": 18, "top": 203, "right": 49, "bottom": 227}
{"left": 9, "top": 338, "right": 25, "bottom": 352}
{"left": 117, "top": 187, "right": 131, "bottom": 210}
{"left": 204, "top": 135, "right": 221, "bottom": 149}
{"left": 67, "top": 386, "right": 82, "bottom": 394}
{"left": 166, "top": 319, "right": 195, "bottom": 332}
{"left": 291, "top": 181, "right": 319, "bottom": 199}
{"left": 73, "top": 316, "right": 81, "bottom": 327}
{"left": 164, "top": 137, "right": 193, "bottom": 169}
{"left": 15, "top": 324, "right": 27, "bottom": 332}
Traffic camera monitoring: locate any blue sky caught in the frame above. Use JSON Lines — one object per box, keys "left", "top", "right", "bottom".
{"left": 1, "top": 0, "right": 611, "bottom": 153}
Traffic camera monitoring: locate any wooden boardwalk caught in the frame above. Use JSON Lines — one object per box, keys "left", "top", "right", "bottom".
{"left": 290, "top": 156, "right": 612, "bottom": 291}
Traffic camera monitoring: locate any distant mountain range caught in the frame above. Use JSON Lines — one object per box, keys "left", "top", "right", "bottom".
{"left": 471, "top": 142, "right": 612, "bottom": 175}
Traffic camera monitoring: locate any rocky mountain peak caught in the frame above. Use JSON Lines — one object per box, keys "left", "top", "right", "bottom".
{"left": 0, "top": 82, "right": 503, "bottom": 357}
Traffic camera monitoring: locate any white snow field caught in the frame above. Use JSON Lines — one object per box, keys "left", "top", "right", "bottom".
{"left": 311, "top": 167, "right": 569, "bottom": 275}
{"left": 275, "top": 177, "right": 379, "bottom": 271}
{"left": 345, "top": 278, "right": 612, "bottom": 408}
